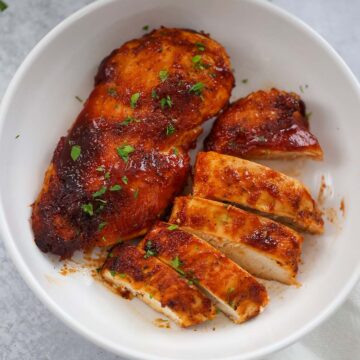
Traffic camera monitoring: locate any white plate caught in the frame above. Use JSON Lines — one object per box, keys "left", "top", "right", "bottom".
{"left": 1, "top": 0, "right": 360, "bottom": 359}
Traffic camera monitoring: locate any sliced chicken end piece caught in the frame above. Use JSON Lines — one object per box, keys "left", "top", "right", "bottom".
{"left": 169, "top": 196, "right": 303, "bottom": 285}
{"left": 204, "top": 88, "right": 323, "bottom": 160}
{"left": 193, "top": 151, "right": 323, "bottom": 234}
{"left": 101, "top": 243, "right": 215, "bottom": 327}
{"left": 139, "top": 222, "right": 269, "bottom": 324}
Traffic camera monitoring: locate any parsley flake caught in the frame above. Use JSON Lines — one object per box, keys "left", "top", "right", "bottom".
{"left": 119, "top": 116, "right": 139, "bottom": 126}
{"left": 119, "top": 273, "right": 126, "bottom": 278}
{"left": 104, "top": 172, "right": 110, "bottom": 179}
{"left": 191, "top": 55, "right": 209, "bottom": 70}
{"left": 70, "top": 145, "right": 81, "bottom": 161}
{"left": 160, "top": 95, "right": 172, "bottom": 109}
{"left": 93, "top": 186, "right": 107, "bottom": 198}
{"left": 195, "top": 42, "right": 205, "bottom": 51}
{"left": 159, "top": 69, "right": 169, "bottom": 82}
{"left": 166, "top": 123, "right": 176, "bottom": 136}
{"left": 133, "top": 189, "right": 139, "bottom": 199}
{"left": 121, "top": 176, "right": 128, "bottom": 184}
{"left": 170, "top": 256, "right": 184, "bottom": 274}
{"left": 144, "top": 240, "right": 157, "bottom": 258}
{"left": 189, "top": 82, "right": 204, "bottom": 96}
{"left": 15, "top": 134, "right": 20, "bottom": 139}
{"left": 142, "top": 25, "right": 149, "bottom": 31}
{"left": 0, "top": 1, "right": 7, "bottom": 12}
{"left": 110, "top": 270, "right": 116, "bottom": 277}
{"left": 110, "top": 184, "right": 122, "bottom": 191}
{"left": 108, "top": 87, "right": 118, "bottom": 97}
{"left": 172, "top": 147, "right": 179, "bottom": 156}
{"left": 151, "top": 89, "right": 159, "bottom": 99}
{"left": 98, "top": 222, "right": 107, "bottom": 231}
{"left": 81, "top": 203, "right": 94, "bottom": 216}
{"left": 75, "top": 95, "right": 83, "bottom": 103}
{"left": 241, "top": 79, "right": 248, "bottom": 84}
{"left": 167, "top": 224, "right": 178, "bottom": 231}
{"left": 130, "top": 92, "right": 140, "bottom": 108}
{"left": 116, "top": 144, "right": 135, "bottom": 162}
{"left": 96, "top": 165, "right": 105, "bottom": 172}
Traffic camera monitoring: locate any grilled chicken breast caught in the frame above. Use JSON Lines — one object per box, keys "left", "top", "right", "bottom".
{"left": 32, "top": 28, "right": 234, "bottom": 258}
{"left": 101, "top": 243, "right": 215, "bottom": 327}
{"left": 205, "top": 88, "right": 323, "bottom": 160}
{"left": 169, "top": 196, "right": 303, "bottom": 285}
{"left": 139, "top": 222, "right": 269, "bottom": 324}
{"left": 193, "top": 152, "right": 323, "bottom": 234}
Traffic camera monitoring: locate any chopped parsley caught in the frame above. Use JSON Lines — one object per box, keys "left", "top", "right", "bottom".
{"left": 81, "top": 203, "right": 94, "bottom": 216}
{"left": 191, "top": 55, "right": 209, "bottom": 70}
{"left": 116, "top": 144, "right": 135, "bottom": 162}
{"left": 96, "top": 165, "right": 105, "bottom": 172}
{"left": 92, "top": 186, "right": 107, "bottom": 198}
{"left": 98, "top": 222, "right": 107, "bottom": 231}
{"left": 189, "top": 82, "right": 204, "bottom": 96}
{"left": 172, "top": 147, "right": 179, "bottom": 156}
{"left": 15, "top": 134, "right": 20, "bottom": 139}
{"left": 195, "top": 42, "right": 205, "bottom": 51}
{"left": 110, "top": 184, "right": 122, "bottom": 191}
{"left": 108, "top": 87, "right": 118, "bottom": 97}
{"left": 119, "top": 273, "right": 126, "bottom": 278}
{"left": 254, "top": 135, "right": 266, "bottom": 143}
{"left": 167, "top": 224, "right": 178, "bottom": 231}
{"left": 110, "top": 270, "right": 116, "bottom": 277}
{"left": 142, "top": 25, "right": 149, "bottom": 31}
{"left": 0, "top": 1, "right": 8, "bottom": 12}
{"left": 170, "top": 256, "right": 185, "bottom": 275}
{"left": 151, "top": 89, "right": 159, "bottom": 99}
{"left": 119, "top": 116, "right": 140, "bottom": 126}
{"left": 159, "top": 69, "right": 169, "bottom": 82}
{"left": 160, "top": 95, "right": 172, "bottom": 109}
{"left": 241, "top": 79, "right": 248, "bottom": 84}
{"left": 299, "top": 85, "right": 304, "bottom": 93}
{"left": 130, "top": 92, "right": 140, "bottom": 108}
{"left": 149, "top": 293, "right": 154, "bottom": 299}
{"left": 227, "top": 287, "right": 235, "bottom": 294}
{"left": 75, "top": 95, "right": 83, "bottom": 103}
{"left": 144, "top": 240, "right": 157, "bottom": 258}
{"left": 165, "top": 123, "right": 176, "bottom": 136}
{"left": 121, "top": 175, "right": 128, "bottom": 184}
{"left": 133, "top": 189, "right": 139, "bottom": 199}
{"left": 70, "top": 145, "right": 81, "bottom": 161}
{"left": 104, "top": 171, "right": 110, "bottom": 179}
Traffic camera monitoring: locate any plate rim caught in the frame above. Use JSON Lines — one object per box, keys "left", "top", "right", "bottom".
{"left": 1, "top": 0, "right": 360, "bottom": 359}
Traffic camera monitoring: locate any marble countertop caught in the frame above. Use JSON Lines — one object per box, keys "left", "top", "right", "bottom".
{"left": 1, "top": 1, "right": 359, "bottom": 359}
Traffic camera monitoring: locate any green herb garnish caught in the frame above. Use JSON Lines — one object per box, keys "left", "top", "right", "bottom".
{"left": 70, "top": 145, "right": 81, "bottom": 161}
{"left": 104, "top": 172, "right": 110, "bottom": 179}
{"left": 133, "top": 189, "right": 139, "bottom": 199}
{"left": 110, "top": 270, "right": 116, "bottom": 277}
{"left": 171, "top": 256, "right": 183, "bottom": 269}
{"left": 241, "top": 79, "right": 248, "bottom": 84}
{"left": 151, "top": 89, "right": 159, "bottom": 99}
{"left": 15, "top": 134, "right": 20, "bottom": 139}
{"left": 121, "top": 176, "right": 128, "bottom": 184}
{"left": 172, "top": 147, "right": 179, "bottom": 156}
{"left": 110, "top": 184, "right": 122, "bottom": 191}
{"left": 166, "top": 123, "right": 175, "bottom": 136}
{"left": 167, "top": 224, "right": 178, "bottom": 231}
{"left": 119, "top": 273, "right": 126, "bottom": 278}
{"left": 160, "top": 95, "right": 172, "bottom": 109}
{"left": 96, "top": 165, "right": 105, "bottom": 172}
{"left": 108, "top": 87, "right": 118, "bottom": 97}
{"left": 159, "top": 69, "right": 169, "bottom": 82}
{"left": 0, "top": 1, "right": 8, "bottom": 12}
{"left": 191, "top": 55, "right": 209, "bottom": 70}
{"left": 130, "top": 92, "right": 140, "bottom": 108}
{"left": 119, "top": 116, "right": 139, "bottom": 126}
{"left": 195, "top": 42, "right": 205, "bottom": 51}
{"left": 189, "top": 82, "right": 204, "bottom": 96}
{"left": 98, "top": 222, "right": 107, "bottom": 231}
{"left": 75, "top": 95, "right": 83, "bottom": 103}
{"left": 142, "top": 25, "right": 149, "bottom": 31}
{"left": 192, "top": 55, "right": 202, "bottom": 64}
{"left": 116, "top": 144, "right": 135, "bottom": 162}
{"left": 92, "top": 186, "right": 107, "bottom": 198}
{"left": 81, "top": 203, "right": 94, "bottom": 216}
{"left": 144, "top": 240, "right": 157, "bottom": 258}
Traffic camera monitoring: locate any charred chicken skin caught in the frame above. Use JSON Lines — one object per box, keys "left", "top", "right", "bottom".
{"left": 31, "top": 28, "right": 234, "bottom": 258}
{"left": 205, "top": 88, "right": 323, "bottom": 159}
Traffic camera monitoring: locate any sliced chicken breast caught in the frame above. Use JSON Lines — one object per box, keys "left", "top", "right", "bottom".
{"left": 193, "top": 151, "right": 323, "bottom": 234}
{"left": 169, "top": 196, "right": 303, "bottom": 285}
{"left": 101, "top": 243, "right": 215, "bottom": 327}
{"left": 139, "top": 222, "right": 269, "bottom": 324}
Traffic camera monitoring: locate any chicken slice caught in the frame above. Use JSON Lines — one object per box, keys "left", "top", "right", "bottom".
{"left": 139, "top": 222, "right": 269, "bottom": 324}
{"left": 169, "top": 196, "right": 303, "bottom": 285}
{"left": 101, "top": 243, "right": 215, "bottom": 327}
{"left": 193, "top": 151, "right": 323, "bottom": 234}
{"left": 205, "top": 88, "right": 323, "bottom": 160}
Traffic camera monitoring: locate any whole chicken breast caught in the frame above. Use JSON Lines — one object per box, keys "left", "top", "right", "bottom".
{"left": 31, "top": 28, "right": 234, "bottom": 258}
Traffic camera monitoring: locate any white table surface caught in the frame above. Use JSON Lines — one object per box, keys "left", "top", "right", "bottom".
{"left": 1, "top": 1, "right": 360, "bottom": 359}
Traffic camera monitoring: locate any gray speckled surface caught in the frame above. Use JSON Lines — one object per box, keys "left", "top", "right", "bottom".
{"left": 0, "top": 1, "right": 359, "bottom": 359}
